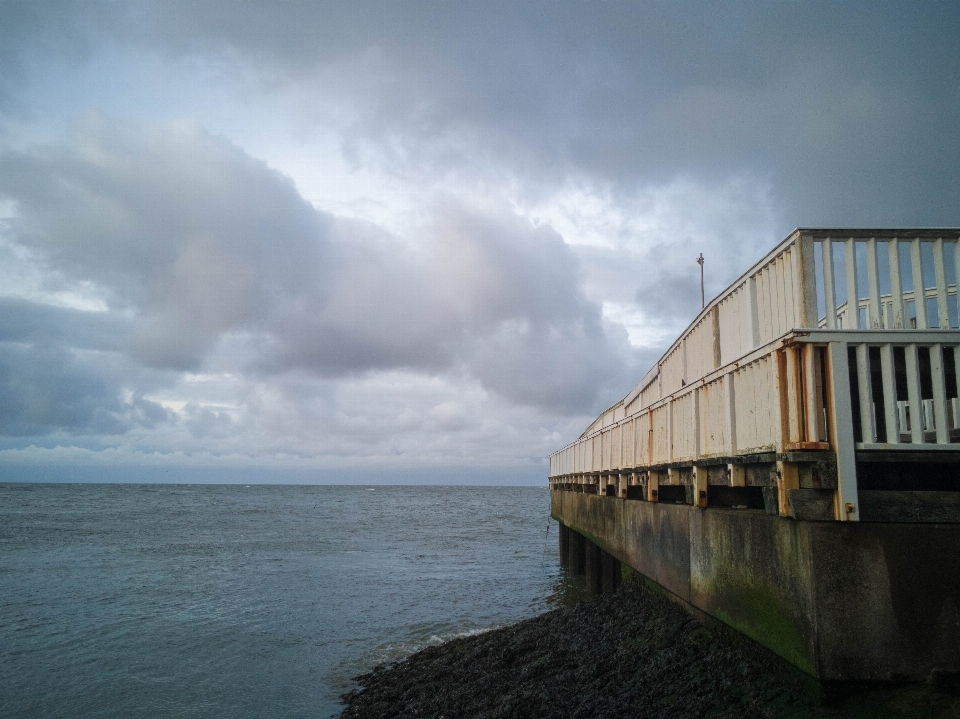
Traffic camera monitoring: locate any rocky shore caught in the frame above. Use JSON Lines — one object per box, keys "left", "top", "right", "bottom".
{"left": 340, "top": 583, "right": 960, "bottom": 719}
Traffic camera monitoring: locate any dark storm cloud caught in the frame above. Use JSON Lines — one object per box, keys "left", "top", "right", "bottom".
{"left": 0, "top": 114, "right": 632, "bottom": 418}
{"left": 0, "top": 339, "right": 169, "bottom": 437}
{"left": 4, "top": 2, "right": 959, "bottom": 222}
{"left": 136, "top": 1, "right": 960, "bottom": 225}
{"left": 0, "top": 297, "right": 169, "bottom": 436}
{"left": 0, "top": 297, "right": 131, "bottom": 351}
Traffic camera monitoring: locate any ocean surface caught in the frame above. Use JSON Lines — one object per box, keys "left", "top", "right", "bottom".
{"left": 0, "top": 483, "right": 578, "bottom": 718}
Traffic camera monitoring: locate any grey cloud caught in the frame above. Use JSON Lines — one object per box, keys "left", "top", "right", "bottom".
{"left": 130, "top": 1, "right": 960, "bottom": 226}
{"left": 5, "top": 3, "right": 958, "bottom": 226}
{"left": 0, "top": 111, "right": 333, "bottom": 370}
{"left": 0, "top": 297, "right": 172, "bottom": 437}
{"left": 0, "top": 341, "right": 169, "bottom": 437}
{"left": 0, "top": 115, "right": 633, "bottom": 418}
{"left": 0, "top": 297, "right": 131, "bottom": 351}
{"left": 267, "top": 204, "right": 635, "bottom": 412}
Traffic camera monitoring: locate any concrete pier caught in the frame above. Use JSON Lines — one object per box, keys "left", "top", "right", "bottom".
{"left": 553, "top": 490, "right": 960, "bottom": 682}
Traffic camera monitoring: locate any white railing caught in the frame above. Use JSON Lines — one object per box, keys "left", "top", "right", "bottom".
{"left": 550, "top": 229, "right": 960, "bottom": 522}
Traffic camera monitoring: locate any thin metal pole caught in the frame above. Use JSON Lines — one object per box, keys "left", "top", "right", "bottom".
{"left": 697, "top": 253, "right": 705, "bottom": 309}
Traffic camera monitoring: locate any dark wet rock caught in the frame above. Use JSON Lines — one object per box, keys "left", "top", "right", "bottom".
{"left": 340, "top": 584, "right": 960, "bottom": 718}
{"left": 340, "top": 585, "right": 819, "bottom": 718}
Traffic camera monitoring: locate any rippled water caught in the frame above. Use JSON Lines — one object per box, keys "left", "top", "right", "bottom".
{"left": 1, "top": 483, "right": 578, "bottom": 718}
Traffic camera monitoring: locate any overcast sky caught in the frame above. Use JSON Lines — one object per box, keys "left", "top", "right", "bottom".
{"left": 1, "top": 1, "right": 959, "bottom": 483}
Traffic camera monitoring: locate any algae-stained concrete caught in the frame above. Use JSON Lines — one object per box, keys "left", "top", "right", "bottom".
{"left": 551, "top": 491, "right": 960, "bottom": 681}
{"left": 689, "top": 508, "right": 818, "bottom": 676}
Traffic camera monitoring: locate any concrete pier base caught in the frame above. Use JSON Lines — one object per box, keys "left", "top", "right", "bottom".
{"left": 584, "top": 537, "right": 602, "bottom": 595}
{"left": 559, "top": 522, "right": 570, "bottom": 567}
{"left": 568, "top": 527, "right": 586, "bottom": 576}
{"left": 552, "top": 490, "right": 960, "bottom": 682}
{"left": 559, "top": 520, "right": 622, "bottom": 597}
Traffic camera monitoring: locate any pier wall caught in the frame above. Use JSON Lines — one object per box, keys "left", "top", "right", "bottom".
{"left": 552, "top": 490, "right": 960, "bottom": 681}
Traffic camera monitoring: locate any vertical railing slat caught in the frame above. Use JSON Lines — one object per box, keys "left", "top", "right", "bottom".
{"left": 855, "top": 343, "right": 875, "bottom": 443}
{"left": 822, "top": 239, "right": 837, "bottom": 329}
{"left": 785, "top": 347, "right": 803, "bottom": 443}
{"left": 879, "top": 343, "right": 899, "bottom": 444}
{"left": 888, "top": 239, "right": 904, "bottom": 329}
{"left": 845, "top": 238, "right": 859, "bottom": 329}
{"left": 803, "top": 344, "right": 823, "bottom": 442}
{"left": 934, "top": 238, "right": 950, "bottom": 328}
{"left": 911, "top": 239, "right": 927, "bottom": 329}
{"left": 866, "top": 238, "right": 881, "bottom": 329}
{"left": 905, "top": 343, "right": 924, "bottom": 443}
{"left": 931, "top": 344, "right": 949, "bottom": 444}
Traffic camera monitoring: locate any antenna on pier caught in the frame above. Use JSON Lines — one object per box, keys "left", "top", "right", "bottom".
{"left": 696, "top": 253, "right": 705, "bottom": 309}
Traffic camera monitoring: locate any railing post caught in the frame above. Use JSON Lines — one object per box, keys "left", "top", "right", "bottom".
{"left": 888, "top": 239, "right": 904, "bottom": 329}
{"left": 879, "top": 344, "right": 899, "bottom": 443}
{"left": 647, "top": 471, "right": 659, "bottom": 502}
{"left": 931, "top": 344, "right": 949, "bottom": 444}
{"left": 933, "top": 238, "right": 950, "bottom": 328}
{"left": 866, "top": 238, "right": 881, "bottom": 328}
{"left": 693, "top": 465, "right": 708, "bottom": 508}
{"left": 855, "top": 344, "right": 876, "bottom": 444}
{"left": 796, "top": 233, "right": 818, "bottom": 328}
{"left": 910, "top": 239, "right": 927, "bottom": 329}
{"left": 826, "top": 342, "right": 860, "bottom": 521}
{"left": 905, "top": 344, "right": 924, "bottom": 444}
{"left": 844, "top": 238, "right": 859, "bottom": 329}
{"left": 822, "top": 238, "right": 837, "bottom": 329}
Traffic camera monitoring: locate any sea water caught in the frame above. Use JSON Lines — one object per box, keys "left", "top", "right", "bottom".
{"left": 0, "top": 483, "right": 574, "bottom": 718}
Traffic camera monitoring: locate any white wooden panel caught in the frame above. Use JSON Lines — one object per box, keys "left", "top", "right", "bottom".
{"left": 685, "top": 315, "right": 716, "bottom": 382}
{"left": 660, "top": 345, "right": 685, "bottom": 396}
{"left": 700, "top": 377, "right": 726, "bottom": 456}
{"left": 622, "top": 418, "right": 634, "bottom": 468}
{"left": 637, "top": 412, "right": 651, "bottom": 466}
{"left": 671, "top": 392, "right": 697, "bottom": 462}
{"left": 724, "top": 370, "right": 737, "bottom": 453}
{"left": 651, "top": 405, "right": 670, "bottom": 465}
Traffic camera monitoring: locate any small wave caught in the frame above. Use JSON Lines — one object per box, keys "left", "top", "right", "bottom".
{"left": 364, "top": 626, "right": 498, "bottom": 668}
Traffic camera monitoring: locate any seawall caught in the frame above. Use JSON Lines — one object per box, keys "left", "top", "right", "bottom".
{"left": 552, "top": 490, "right": 960, "bottom": 681}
